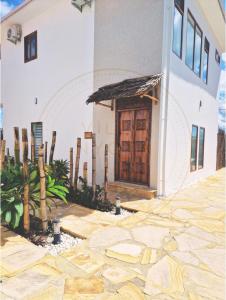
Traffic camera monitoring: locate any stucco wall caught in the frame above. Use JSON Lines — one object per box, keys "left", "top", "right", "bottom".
{"left": 163, "top": 0, "right": 222, "bottom": 195}
{"left": 93, "top": 0, "right": 164, "bottom": 187}
{"left": 1, "top": 0, "right": 94, "bottom": 182}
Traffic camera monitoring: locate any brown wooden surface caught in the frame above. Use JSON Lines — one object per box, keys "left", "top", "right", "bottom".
{"left": 104, "top": 144, "right": 108, "bottom": 200}
{"left": 38, "top": 144, "right": 47, "bottom": 232}
{"left": 216, "top": 130, "right": 225, "bottom": 170}
{"left": 69, "top": 147, "right": 73, "bottom": 187}
{"left": 49, "top": 131, "right": 56, "bottom": 164}
{"left": 92, "top": 133, "right": 96, "bottom": 201}
{"left": 0, "top": 140, "right": 6, "bottom": 170}
{"left": 22, "top": 128, "right": 30, "bottom": 233}
{"left": 14, "top": 127, "right": 20, "bottom": 164}
{"left": 44, "top": 142, "right": 48, "bottom": 164}
{"left": 74, "top": 138, "right": 81, "bottom": 190}
{"left": 83, "top": 162, "right": 88, "bottom": 182}
{"left": 31, "top": 126, "right": 35, "bottom": 163}
{"left": 116, "top": 99, "right": 151, "bottom": 185}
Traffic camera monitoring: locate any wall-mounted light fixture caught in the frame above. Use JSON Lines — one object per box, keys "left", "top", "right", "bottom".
{"left": 71, "top": 0, "right": 92, "bottom": 12}
{"left": 199, "top": 100, "right": 202, "bottom": 111}
{"left": 34, "top": 97, "right": 38, "bottom": 105}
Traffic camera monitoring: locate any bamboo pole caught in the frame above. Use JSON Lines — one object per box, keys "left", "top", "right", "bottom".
{"left": 22, "top": 128, "right": 30, "bottom": 233}
{"left": 104, "top": 144, "right": 108, "bottom": 201}
{"left": 69, "top": 147, "right": 73, "bottom": 187}
{"left": 83, "top": 162, "right": 88, "bottom": 182}
{"left": 49, "top": 131, "right": 56, "bottom": 164}
{"left": 92, "top": 133, "right": 96, "bottom": 201}
{"left": 14, "top": 127, "right": 20, "bottom": 164}
{"left": 31, "top": 126, "right": 35, "bottom": 163}
{"left": 0, "top": 140, "right": 6, "bottom": 171}
{"left": 38, "top": 144, "right": 48, "bottom": 232}
{"left": 74, "top": 138, "right": 81, "bottom": 190}
{"left": 5, "top": 147, "right": 10, "bottom": 165}
{"left": 44, "top": 142, "right": 48, "bottom": 164}
{"left": 0, "top": 128, "right": 3, "bottom": 140}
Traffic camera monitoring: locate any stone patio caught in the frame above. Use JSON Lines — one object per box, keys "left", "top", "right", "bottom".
{"left": 0, "top": 168, "right": 225, "bottom": 299}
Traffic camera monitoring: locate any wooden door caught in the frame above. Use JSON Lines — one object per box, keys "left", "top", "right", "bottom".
{"left": 117, "top": 108, "right": 150, "bottom": 185}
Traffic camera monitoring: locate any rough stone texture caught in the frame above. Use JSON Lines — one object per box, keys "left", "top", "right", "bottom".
{"left": 131, "top": 225, "right": 170, "bottom": 248}
{"left": 0, "top": 169, "right": 225, "bottom": 299}
{"left": 144, "top": 255, "right": 184, "bottom": 297}
{"left": 106, "top": 242, "right": 144, "bottom": 263}
{"left": 64, "top": 276, "right": 104, "bottom": 295}
{"left": 89, "top": 227, "right": 131, "bottom": 248}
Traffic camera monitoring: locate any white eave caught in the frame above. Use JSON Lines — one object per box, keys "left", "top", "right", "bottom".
{"left": 197, "top": 0, "right": 225, "bottom": 51}
{"left": 1, "top": 0, "right": 59, "bottom": 25}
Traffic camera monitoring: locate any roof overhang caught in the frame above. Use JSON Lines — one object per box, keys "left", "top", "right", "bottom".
{"left": 86, "top": 74, "right": 162, "bottom": 105}
{"left": 196, "top": 0, "right": 225, "bottom": 51}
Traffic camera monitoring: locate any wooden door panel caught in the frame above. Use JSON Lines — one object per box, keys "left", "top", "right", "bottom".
{"left": 118, "top": 111, "right": 133, "bottom": 182}
{"left": 133, "top": 110, "right": 149, "bottom": 184}
{"left": 117, "top": 108, "right": 150, "bottom": 185}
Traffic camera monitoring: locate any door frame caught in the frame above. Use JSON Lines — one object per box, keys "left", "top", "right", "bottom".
{"left": 115, "top": 97, "right": 152, "bottom": 186}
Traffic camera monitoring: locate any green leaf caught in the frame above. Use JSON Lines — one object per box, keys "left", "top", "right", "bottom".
{"left": 33, "top": 183, "right": 40, "bottom": 192}
{"left": 14, "top": 202, "right": 23, "bottom": 217}
{"left": 53, "top": 185, "right": 69, "bottom": 193}
{"left": 5, "top": 211, "right": 12, "bottom": 223}
{"left": 48, "top": 178, "right": 55, "bottom": 188}
{"left": 11, "top": 211, "right": 21, "bottom": 229}
{"left": 29, "top": 170, "right": 38, "bottom": 182}
{"left": 46, "top": 191, "right": 55, "bottom": 197}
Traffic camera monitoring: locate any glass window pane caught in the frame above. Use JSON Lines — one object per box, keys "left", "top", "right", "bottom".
{"left": 198, "top": 128, "right": 205, "bottom": 169}
{"left": 31, "top": 36, "right": 36, "bottom": 58}
{"left": 194, "top": 28, "right": 202, "bottom": 76}
{"left": 186, "top": 18, "right": 195, "bottom": 69}
{"left": 172, "top": 7, "right": 183, "bottom": 57}
{"left": 202, "top": 51, "right": 208, "bottom": 83}
{"left": 191, "top": 125, "right": 198, "bottom": 171}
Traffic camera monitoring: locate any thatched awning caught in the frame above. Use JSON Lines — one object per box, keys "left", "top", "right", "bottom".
{"left": 86, "top": 74, "right": 162, "bottom": 104}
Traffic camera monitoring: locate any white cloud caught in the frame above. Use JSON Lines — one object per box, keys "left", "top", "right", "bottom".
{"left": 0, "top": 1, "right": 14, "bottom": 18}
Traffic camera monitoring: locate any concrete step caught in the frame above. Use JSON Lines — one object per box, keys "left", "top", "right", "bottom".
{"left": 108, "top": 181, "right": 157, "bottom": 200}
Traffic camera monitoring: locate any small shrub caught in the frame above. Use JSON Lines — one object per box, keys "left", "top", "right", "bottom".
{"left": 69, "top": 177, "right": 113, "bottom": 212}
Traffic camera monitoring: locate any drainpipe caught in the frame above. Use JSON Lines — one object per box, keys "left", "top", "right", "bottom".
{"left": 157, "top": 0, "right": 173, "bottom": 197}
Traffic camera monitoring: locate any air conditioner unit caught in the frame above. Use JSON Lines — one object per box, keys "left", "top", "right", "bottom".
{"left": 71, "top": 0, "right": 92, "bottom": 12}
{"left": 7, "top": 24, "right": 22, "bottom": 44}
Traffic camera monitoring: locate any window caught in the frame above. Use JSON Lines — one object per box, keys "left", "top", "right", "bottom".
{"left": 190, "top": 125, "right": 198, "bottom": 171}
{"left": 172, "top": 0, "right": 184, "bottom": 58}
{"left": 198, "top": 127, "right": 205, "bottom": 169}
{"left": 202, "top": 38, "right": 209, "bottom": 84}
{"left": 24, "top": 31, "right": 37, "bottom": 63}
{"left": 215, "top": 49, "right": 220, "bottom": 65}
{"left": 31, "top": 122, "right": 43, "bottom": 159}
{"left": 185, "top": 11, "right": 202, "bottom": 76}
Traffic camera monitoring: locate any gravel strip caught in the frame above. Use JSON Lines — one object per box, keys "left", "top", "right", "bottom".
{"left": 39, "top": 232, "right": 82, "bottom": 256}
{"left": 104, "top": 208, "right": 134, "bottom": 219}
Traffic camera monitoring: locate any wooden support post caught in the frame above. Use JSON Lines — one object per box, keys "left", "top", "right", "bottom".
{"left": 22, "top": 128, "right": 30, "bottom": 233}
{"left": 104, "top": 144, "right": 108, "bottom": 201}
{"left": 0, "top": 128, "right": 3, "bottom": 140}
{"left": 14, "top": 127, "right": 20, "bottom": 164}
{"left": 74, "top": 138, "right": 81, "bottom": 190}
{"left": 38, "top": 144, "right": 48, "bottom": 232}
{"left": 44, "top": 142, "right": 48, "bottom": 164}
{"left": 49, "top": 131, "right": 56, "bottom": 164}
{"left": 0, "top": 140, "right": 6, "bottom": 171}
{"left": 31, "top": 126, "right": 35, "bottom": 163}
{"left": 92, "top": 133, "right": 96, "bottom": 201}
{"left": 69, "top": 147, "right": 73, "bottom": 187}
{"left": 83, "top": 162, "right": 88, "bottom": 182}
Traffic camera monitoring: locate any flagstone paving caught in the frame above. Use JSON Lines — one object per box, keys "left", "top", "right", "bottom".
{"left": 0, "top": 168, "right": 225, "bottom": 299}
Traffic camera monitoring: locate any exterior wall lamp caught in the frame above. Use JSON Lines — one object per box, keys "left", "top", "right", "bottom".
{"left": 71, "top": 0, "right": 92, "bottom": 12}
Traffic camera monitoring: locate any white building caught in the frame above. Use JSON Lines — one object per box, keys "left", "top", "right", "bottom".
{"left": 1, "top": 0, "right": 225, "bottom": 196}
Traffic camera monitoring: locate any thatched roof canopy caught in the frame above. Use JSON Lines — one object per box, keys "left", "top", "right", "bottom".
{"left": 86, "top": 74, "right": 162, "bottom": 104}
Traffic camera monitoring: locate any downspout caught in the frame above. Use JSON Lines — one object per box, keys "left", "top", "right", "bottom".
{"left": 157, "top": 0, "right": 173, "bottom": 196}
